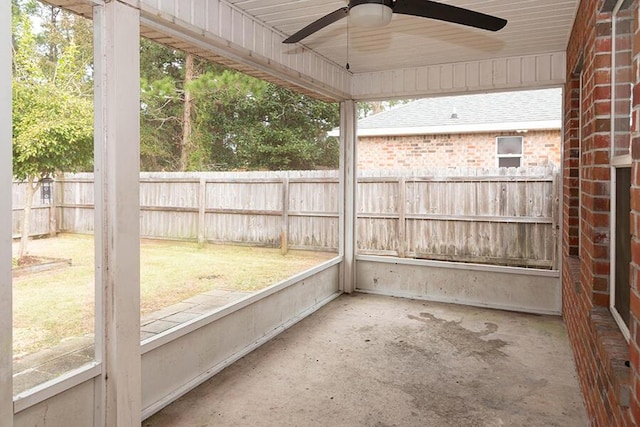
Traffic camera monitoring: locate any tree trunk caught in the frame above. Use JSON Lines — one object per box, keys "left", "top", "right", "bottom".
{"left": 369, "top": 101, "right": 385, "bottom": 115}
{"left": 179, "top": 53, "right": 195, "bottom": 171}
{"left": 48, "top": 6, "right": 59, "bottom": 64}
{"left": 18, "top": 177, "right": 41, "bottom": 259}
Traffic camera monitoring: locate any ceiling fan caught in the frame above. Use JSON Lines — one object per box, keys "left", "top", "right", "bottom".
{"left": 283, "top": 0, "right": 507, "bottom": 44}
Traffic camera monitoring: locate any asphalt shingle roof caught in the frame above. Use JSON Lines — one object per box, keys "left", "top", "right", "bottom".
{"left": 357, "top": 88, "right": 562, "bottom": 132}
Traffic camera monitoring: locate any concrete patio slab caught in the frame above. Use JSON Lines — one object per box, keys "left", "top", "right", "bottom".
{"left": 162, "top": 311, "right": 202, "bottom": 324}
{"left": 141, "top": 319, "right": 181, "bottom": 334}
{"left": 142, "top": 302, "right": 199, "bottom": 324}
{"left": 143, "top": 293, "right": 587, "bottom": 427}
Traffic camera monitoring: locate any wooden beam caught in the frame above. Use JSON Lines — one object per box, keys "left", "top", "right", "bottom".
{"left": 93, "top": 3, "right": 141, "bottom": 426}
{"left": 0, "top": 0, "right": 13, "bottom": 423}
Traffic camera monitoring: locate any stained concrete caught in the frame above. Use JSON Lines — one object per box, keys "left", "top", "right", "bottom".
{"left": 143, "top": 293, "right": 587, "bottom": 427}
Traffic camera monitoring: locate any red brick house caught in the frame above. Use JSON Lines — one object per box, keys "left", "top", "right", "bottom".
{"left": 563, "top": 0, "right": 640, "bottom": 425}
{"left": 352, "top": 89, "right": 562, "bottom": 169}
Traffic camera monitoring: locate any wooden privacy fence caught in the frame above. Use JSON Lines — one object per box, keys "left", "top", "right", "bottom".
{"left": 13, "top": 167, "right": 559, "bottom": 268}
{"left": 357, "top": 167, "right": 559, "bottom": 269}
{"left": 54, "top": 171, "right": 340, "bottom": 252}
{"left": 11, "top": 182, "right": 56, "bottom": 239}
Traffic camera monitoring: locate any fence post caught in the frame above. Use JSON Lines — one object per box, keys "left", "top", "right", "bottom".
{"left": 551, "top": 169, "right": 560, "bottom": 270}
{"left": 198, "top": 176, "right": 206, "bottom": 247}
{"left": 281, "top": 177, "right": 289, "bottom": 255}
{"left": 398, "top": 177, "right": 406, "bottom": 258}
{"left": 48, "top": 178, "right": 57, "bottom": 237}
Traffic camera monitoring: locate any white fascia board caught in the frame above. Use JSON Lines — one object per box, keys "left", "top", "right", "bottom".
{"left": 328, "top": 120, "right": 561, "bottom": 137}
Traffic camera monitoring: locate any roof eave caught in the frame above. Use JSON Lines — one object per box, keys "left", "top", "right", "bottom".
{"left": 328, "top": 120, "right": 562, "bottom": 137}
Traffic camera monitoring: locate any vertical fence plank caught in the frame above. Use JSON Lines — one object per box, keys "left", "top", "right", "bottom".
{"left": 281, "top": 177, "right": 289, "bottom": 255}
{"left": 198, "top": 177, "right": 206, "bottom": 246}
{"left": 398, "top": 177, "right": 406, "bottom": 258}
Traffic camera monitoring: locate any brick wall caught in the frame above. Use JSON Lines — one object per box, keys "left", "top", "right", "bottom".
{"left": 357, "top": 130, "right": 560, "bottom": 170}
{"left": 629, "top": 0, "right": 640, "bottom": 422}
{"left": 562, "top": 0, "right": 637, "bottom": 425}
{"left": 566, "top": 76, "right": 581, "bottom": 257}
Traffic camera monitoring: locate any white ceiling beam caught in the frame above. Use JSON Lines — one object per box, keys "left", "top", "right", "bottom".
{"left": 128, "top": 0, "right": 352, "bottom": 101}
{"left": 351, "top": 52, "right": 566, "bottom": 101}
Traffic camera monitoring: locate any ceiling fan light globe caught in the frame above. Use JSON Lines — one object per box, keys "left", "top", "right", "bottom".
{"left": 350, "top": 3, "right": 393, "bottom": 28}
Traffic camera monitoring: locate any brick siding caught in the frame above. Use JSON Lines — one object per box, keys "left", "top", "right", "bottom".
{"left": 357, "top": 130, "right": 560, "bottom": 170}
{"left": 562, "top": 0, "right": 638, "bottom": 425}
{"left": 629, "top": 0, "right": 640, "bottom": 422}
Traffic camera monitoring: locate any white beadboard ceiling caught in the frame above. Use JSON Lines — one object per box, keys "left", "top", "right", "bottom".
{"left": 227, "top": 0, "right": 579, "bottom": 74}
{"left": 44, "top": 0, "right": 579, "bottom": 100}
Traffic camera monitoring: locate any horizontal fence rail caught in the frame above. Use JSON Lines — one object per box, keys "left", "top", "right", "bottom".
{"left": 12, "top": 167, "right": 559, "bottom": 268}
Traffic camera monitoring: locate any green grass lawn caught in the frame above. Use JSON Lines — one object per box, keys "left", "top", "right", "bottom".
{"left": 12, "top": 234, "right": 335, "bottom": 358}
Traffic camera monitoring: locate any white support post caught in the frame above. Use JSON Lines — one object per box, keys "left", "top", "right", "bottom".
{"left": 340, "top": 100, "right": 358, "bottom": 293}
{"left": 0, "top": 0, "right": 14, "bottom": 424}
{"left": 93, "top": 2, "right": 141, "bottom": 426}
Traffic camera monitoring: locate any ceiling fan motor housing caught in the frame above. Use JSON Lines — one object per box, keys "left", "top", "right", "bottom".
{"left": 349, "top": 0, "right": 394, "bottom": 7}
{"left": 349, "top": 0, "right": 394, "bottom": 28}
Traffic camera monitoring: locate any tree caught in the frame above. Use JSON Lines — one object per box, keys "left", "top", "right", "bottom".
{"left": 139, "top": 39, "right": 186, "bottom": 170}
{"left": 187, "top": 68, "right": 267, "bottom": 170}
{"left": 358, "top": 99, "right": 413, "bottom": 118}
{"left": 139, "top": 38, "right": 340, "bottom": 172}
{"left": 187, "top": 70, "right": 339, "bottom": 171}
{"left": 179, "top": 53, "right": 195, "bottom": 171}
{"left": 12, "top": 6, "right": 93, "bottom": 258}
{"left": 234, "top": 85, "right": 339, "bottom": 170}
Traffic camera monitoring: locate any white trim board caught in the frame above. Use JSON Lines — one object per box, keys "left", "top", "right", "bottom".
{"left": 356, "top": 258, "right": 561, "bottom": 315}
{"left": 329, "top": 120, "right": 561, "bottom": 137}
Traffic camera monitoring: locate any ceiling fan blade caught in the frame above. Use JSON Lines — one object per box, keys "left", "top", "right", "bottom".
{"left": 283, "top": 7, "right": 349, "bottom": 44}
{"left": 393, "top": 0, "right": 507, "bottom": 32}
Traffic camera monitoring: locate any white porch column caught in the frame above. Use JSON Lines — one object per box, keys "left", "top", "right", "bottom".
{"left": 340, "top": 100, "right": 358, "bottom": 293}
{"left": 93, "top": 2, "right": 141, "bottom": 426}
{"left": 0, "top": 0, "right": 14, "bottom": 425}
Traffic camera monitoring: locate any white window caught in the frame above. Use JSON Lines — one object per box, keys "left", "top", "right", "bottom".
{"left": 496, "top": 136, "right": 523, "bottom": 168}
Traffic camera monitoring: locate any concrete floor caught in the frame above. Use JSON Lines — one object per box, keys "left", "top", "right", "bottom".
{"left": 143, "top": 293, "right": 587, "bottom": 427}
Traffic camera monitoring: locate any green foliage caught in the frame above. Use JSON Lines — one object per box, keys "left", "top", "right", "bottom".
{"left": 186, "top": 69, "right": 267, "bottom": 170}
{"left": 235, "top": 85, "right": 339, "bottom": 170}
{"left": 12, "top": 1, "right": 94, "bottom": 257}
{"left": 140, "top": 73, "right": 183, "bottom": 170}
{"left": 358, "top": 99, "right": 413, "bottom": 118}
{"left": 13, "top": 6, "right": 339, "bottom": 175}
{"left": 139, "top": 39, "right": 340, "bottom": 172}
{"left": 12, "top": 4, "right": 93, "bottom": 182}
{"left": 13, "top": 82, "right": 93, "bottom": 180}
